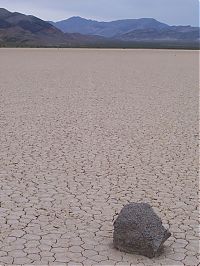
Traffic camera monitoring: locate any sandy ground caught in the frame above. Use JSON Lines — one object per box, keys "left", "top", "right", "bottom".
{"left": 0, "top": 48, "right": 199, "bottom": 266}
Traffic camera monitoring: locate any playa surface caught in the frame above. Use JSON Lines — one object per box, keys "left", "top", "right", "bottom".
{"left": 0, "top": 48, "right": 199, "bottom": 266}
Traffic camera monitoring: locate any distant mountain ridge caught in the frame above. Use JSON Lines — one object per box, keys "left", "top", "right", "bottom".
{"left": 0, "top": 8, "right": 199, "bottom": 48}
{"left": 0, "top": 8, "right": 105, "bottom": 46}
{"left": 117, "top": 26, "right": 199, "bottom": 42}
{"left": 51, "top": 16, "right": 199, "bottom": 43}
{"left": 51, "top": 16, "right": 170, "bottom": 37}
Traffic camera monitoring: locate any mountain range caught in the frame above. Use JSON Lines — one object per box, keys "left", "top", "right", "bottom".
{"left": 50, "top": 17, "right": 169, "bottom": 38}
{"left": 0, "top": 8, "right": 108, "bottom": 47}
{"left": 0, "top": 8, "right": 199, "bottom": 48}
{"left": 51, "top": 16, "right": 199, "bottom": 43}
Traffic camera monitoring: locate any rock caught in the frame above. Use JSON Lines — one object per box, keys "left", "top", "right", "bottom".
{"left": 113, "top": 202, "right": 171, "bottom": 258}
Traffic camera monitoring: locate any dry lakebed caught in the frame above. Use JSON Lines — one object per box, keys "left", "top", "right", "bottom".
{"left": 0, "top": 48, "right": 199, "bottom": 265}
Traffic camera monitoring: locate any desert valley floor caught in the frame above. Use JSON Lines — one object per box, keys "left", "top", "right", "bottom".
{"left": 0, "top": 49, "right": 199, "bottom": 265}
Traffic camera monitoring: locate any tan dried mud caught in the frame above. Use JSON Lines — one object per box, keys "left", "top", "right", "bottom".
{"left": 0, "top": 49, "right": 199, "bottom": 265}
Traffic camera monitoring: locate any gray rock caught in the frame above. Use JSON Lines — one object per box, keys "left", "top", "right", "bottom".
{"left": 113, "top": 203, "right": 171, "bottom": 258}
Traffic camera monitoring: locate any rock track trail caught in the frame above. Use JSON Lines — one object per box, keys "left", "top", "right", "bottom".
{"left": 0, "top": 49, "right": 199, "bottom": 265}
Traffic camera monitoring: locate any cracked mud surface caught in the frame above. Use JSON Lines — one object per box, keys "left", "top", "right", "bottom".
{"left": 0, "top": 49, "right": 199, "bottom": 265}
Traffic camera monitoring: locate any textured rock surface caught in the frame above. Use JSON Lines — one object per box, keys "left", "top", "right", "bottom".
{"left": 113, "top": 203, "right": 171, "bottom": 258}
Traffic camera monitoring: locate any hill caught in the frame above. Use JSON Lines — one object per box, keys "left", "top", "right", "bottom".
{"left": 0, "top": 8, "right": 199, "bottom": 49}
{"left": 116, "top": 26, "right": 199, "bottom": 42}
{"left": 51, "top": 16, "right": 199, "bottom": 45}
{"left": 0, "top": 8, "right": 104, "bottom": 47}
{"left": 51, "top": 17, "right": 169, "bottom": 38}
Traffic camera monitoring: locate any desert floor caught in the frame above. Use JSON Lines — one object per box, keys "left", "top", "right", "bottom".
{"left": 0, "top": 49, "right": 199, "bottom": 266}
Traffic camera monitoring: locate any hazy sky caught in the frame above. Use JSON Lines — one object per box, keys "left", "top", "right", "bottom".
{"left": 0, "top": 0, "right": 199, "bottom": 26}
